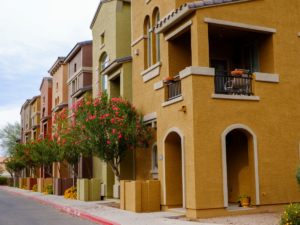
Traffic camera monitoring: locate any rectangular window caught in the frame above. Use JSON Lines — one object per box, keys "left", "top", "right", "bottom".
{"left": 74, "top": 63, "right": 77, "bottom": 73}
{"left": 100, "top": 31, "right": 105, "bottom": 45}
{"left": 102, "top": 75, "right": 107, "bottom": 91}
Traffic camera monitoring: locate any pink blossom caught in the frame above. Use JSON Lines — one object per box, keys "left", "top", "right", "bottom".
{"left": 113, "top": 129, "right": 116, "bottom": 134}
{"left": 130, "top": 146, "right": 134, "bottom": 149}
{"left": 89, "top": 138, "right": 91, "bottom": 140}
{"left": 107, "top": 141, "right": 111, "bottom": 144}
{"left": 119, "top": 134, "right": 122, "bottom": 138}
{"left": 86, "top": 119, "right": 89, "bottom": 122}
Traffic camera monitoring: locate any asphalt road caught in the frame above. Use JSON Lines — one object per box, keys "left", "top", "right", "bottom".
{"left": 0, "top": 189, "right": 97, "bottom": 225}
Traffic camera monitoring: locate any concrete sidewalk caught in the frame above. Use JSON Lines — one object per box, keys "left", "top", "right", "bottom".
{"left": 0, "top": 186, "right": 221, "bottom": 225}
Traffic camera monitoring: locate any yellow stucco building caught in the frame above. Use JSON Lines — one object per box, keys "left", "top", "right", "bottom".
{"left": 131, "top": 0, "right": 300, "bottom": 219}
{"left": 90, "top": 0, "right": 133, "bottom": 200}
{"left": 29, "top": 95, "right": 41, "bottom": 141}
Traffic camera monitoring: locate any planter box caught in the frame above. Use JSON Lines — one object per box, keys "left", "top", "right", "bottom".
{"left": 37, "top": 178, "right": 53, "bottom": 193}
{"left": 27, "top": 178, "right": 37, "bottom": 190}
{"left": 19, "top": 178, "right": 28, "bottom": 189}
{"left": 13, "top": 178, "right": 19, "bottom": 188}
{"left": 53, "top": 178, "right": 72, "bottom": 196}
{"left": 77, "top": 178, "right": 101, "bottom": 201}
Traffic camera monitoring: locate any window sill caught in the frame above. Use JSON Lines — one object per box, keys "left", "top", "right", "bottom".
{"left": 150, "top": 169, "right": 158, "bottom": 180}
{"left": 141, "top": 61, "right": 162, "bottom": 82}
{"left": 211, "top": 94, "right": 260, "bottom": 101}
{"left": 162, "top": 96, "right": 183, "bottom": 107}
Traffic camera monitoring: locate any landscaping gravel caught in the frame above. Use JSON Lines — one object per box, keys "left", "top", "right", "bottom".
{"left": 177, "top": 213, "right": 280, "bottom": 225}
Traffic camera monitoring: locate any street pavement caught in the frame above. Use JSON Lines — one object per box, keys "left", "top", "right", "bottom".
{"left": 0, "top": 189, "right": 97, "bottom": 225}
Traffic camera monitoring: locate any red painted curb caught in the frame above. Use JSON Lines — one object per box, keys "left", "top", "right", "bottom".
{"left": 0, "top": 187, "right": 121, "bottom": 225}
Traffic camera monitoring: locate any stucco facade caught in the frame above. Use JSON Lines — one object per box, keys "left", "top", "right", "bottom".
{"left": 64, "top": 41, "right": 94, "bottom": 181}
{"left": 48, "top": 57, "right": 69, "bottom": 179}
{"left": 29, "top": 96, "right": 41, "bottom": 141}
{"left": 132, "top": 0, "right": 300, "bottom": 219}
{"left": 91, "top": 0, "right": 133, "bottom": 199}
{"left": 39, "top": 77, "right": 53, "bottom": 140}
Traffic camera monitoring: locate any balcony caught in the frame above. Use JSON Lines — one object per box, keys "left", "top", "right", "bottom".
{"left": 214, "top": 70, "right": 253, "bottom": 96}
{"left": 167, "top": 75, "right": 182, "bottom": 101}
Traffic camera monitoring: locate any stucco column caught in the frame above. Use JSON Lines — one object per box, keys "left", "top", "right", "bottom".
{"left": 192, "top": 14, "right": 209, "bottom": 67}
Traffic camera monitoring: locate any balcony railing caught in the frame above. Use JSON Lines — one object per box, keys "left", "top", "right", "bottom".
{"left": 167, "top": 75, "right": 181, "bottom": 101}
{"left": 214, "top": 70, "right": 253, "bottom": 96}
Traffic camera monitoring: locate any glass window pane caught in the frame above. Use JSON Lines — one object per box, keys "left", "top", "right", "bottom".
{"left": 156, "top": 11, "right": 160, "bottom": 62}
{"left": 154, "top": 145, "right": 158, "bottom": 169}
{"left": 148, "top": 21, "right": 151, "bottom": 68}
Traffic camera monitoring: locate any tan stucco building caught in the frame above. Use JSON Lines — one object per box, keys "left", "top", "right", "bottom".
{"left": 131, "top": 0, "right": 300, "bottom": 219}
{"left": 91, "top": 0, "right": 133, "bottom": 199}
{"left": 48, "top": 57, "right": 69, "bottom": 179}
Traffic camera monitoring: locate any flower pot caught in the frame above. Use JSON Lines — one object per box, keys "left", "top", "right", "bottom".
{"left": 231, "top": 71, "right": 243, "bottom": 78}
{"left": 241, "top": 197, "right": 250, "bottom": 208}
{"left": 163, "top": 77, "right": 174, "bottom": 84}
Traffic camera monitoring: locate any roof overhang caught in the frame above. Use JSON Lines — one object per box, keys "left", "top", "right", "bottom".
{"left": 63, "top": 40, "right": 92, "bottom": 64}
{"left": 90, "top": 0, "right": 131, "bottom": 29}
{"left": 40, "top": 115, "right": 52, "bottom": 123}
{"left": 29, "top": 95, "right": 41, "bottom": 105}
{"left": 153, "top": 0, "right": 256, "bottom": 34}
{"left": 100, "top": 56, "right": 132, "bottom": 75}
{"left": 30, "top": 125, "right": 40, "bottom": 130}
{"left": 48, "top": 57, "right": 66, "bottom": 76}
{"left": 71, "top": 85, "right": 93, "bottom": 98}
{"left": 39, "top": 77, "right": 52, "bottom": 91}
{"left": 51, "top": 103, "right": 68, "bottom": 113}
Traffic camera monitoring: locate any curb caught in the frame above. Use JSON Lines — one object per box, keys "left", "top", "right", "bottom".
{"left": 0, "top": 187, "right": 120, "bottom": 225}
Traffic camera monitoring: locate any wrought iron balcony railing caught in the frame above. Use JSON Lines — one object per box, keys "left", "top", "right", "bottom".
{"left": 214, "top": 70, "right": 253, "bottom": 96}
{"left": 167, "top": 75, "right": 181, "bottom": 101}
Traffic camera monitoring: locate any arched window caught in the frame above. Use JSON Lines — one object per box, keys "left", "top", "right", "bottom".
{"left": 101, "top": 53, "right": 109, "bottom": 91}
{"left": 147, "top": 20, "right": 151, "bottom": 68}
{"left": 152, "top": 143, "right": 158, "bottom": 170}
{"left": 156, "top": 10, "right": 160, "bottom": 62}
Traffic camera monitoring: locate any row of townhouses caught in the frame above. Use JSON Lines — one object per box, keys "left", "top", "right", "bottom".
{"left": 17, "top": 0, "right": 300, "bottom": 219}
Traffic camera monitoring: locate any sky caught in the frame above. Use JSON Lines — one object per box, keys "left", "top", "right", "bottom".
{"left": 0, "top": 0, "right": 100, "bottom": 156}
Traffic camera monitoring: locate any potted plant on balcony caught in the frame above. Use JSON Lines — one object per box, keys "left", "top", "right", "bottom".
{"left": 238, "top": 194, "right": 250, "bottom": 208}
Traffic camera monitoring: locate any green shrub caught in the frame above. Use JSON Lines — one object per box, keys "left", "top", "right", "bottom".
{"left": 9, "top": 182, "right": 13, "bottom": 187}
{"left": 280, "top": 203, "right": 300, "bottom": 225}
{"left": 0, "top": 177, "right": 8, "bottom": 185}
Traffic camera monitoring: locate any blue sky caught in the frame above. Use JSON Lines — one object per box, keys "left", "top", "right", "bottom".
{"left": 0, "top": 0, "right": 100, "bottom": 156}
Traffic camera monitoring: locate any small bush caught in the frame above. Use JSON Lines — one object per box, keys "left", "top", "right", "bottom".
{"left": 0, "top": 177, "right": 8, "bottom": 185}
{"left": 64, "top": 186, "right": 77, "bottom": 200}
{"left": 279, "top": 203, "right": 300, "bottom": 225}
{"left": 9, "top": 182, "right": 13, "bottom": 187}
{"left": 43, "top": 184, "right": 53, "bottom": 195}
{"left": 16, "top": 184, "right": 19, "bottom": 188}
{"left": 32, "top": 184, "right": 38, "bottom": 192}
{"left": 23, "top": 184, "right": 27, "bottom": 190}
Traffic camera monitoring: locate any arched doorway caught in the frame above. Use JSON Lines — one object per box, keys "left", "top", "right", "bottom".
{"left": 163, "top": 128, "right": 185, "bottom": 208}
{"left": 222, "top": 124, "right": 260, "bottom": 208}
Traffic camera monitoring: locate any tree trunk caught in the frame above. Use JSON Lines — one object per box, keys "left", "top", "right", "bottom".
{"left": 61, "top": 162, "right": 78, "bottom": 178}
{"left": 108, "top": 160, "right": 121, "bottom": 182}
{"left": 44, "top": 166, "right": 54, "bottom": 178}
{"left": 31, "top": 167, "right": 38, "bottom": 178}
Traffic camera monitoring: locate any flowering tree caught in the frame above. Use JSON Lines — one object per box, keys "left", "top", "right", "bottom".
{"left": 3, "top": 157, "right": 24, "bottom": 177}
{"left": 52, "top": 108, "right": 84, "bottom": 178}
{"left": 68, "top": 92, "right": 152, "bottom": 182}
{"left": 14, "top": 142, "right": 41, "bottom": 178}
{"left": 30, "top": 135, "right": 61, "bottom": 178}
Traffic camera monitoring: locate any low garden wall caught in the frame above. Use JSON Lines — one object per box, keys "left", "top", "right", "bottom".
{"left": 8, "top": 178, "right": 14, "bottom": 186}
{"left": 37, "top": 178, "right": 53, "bottom": 193}
{"left": 120, "top": 180, "right": 160, "bottom": 213}
{"left": 77, "top": 178, "right": 101, "bottom": 201}
{"left": 53, "top": 178, "right": 72, "bottom": 196}
{"left": 27, "top": 178, "right": 37, "bottom": 190}
{"left": 19, "top": 178, "right": 28, "bottom": 189}
{"left": 13, "top": 178, "right": 19, "bottom": 188}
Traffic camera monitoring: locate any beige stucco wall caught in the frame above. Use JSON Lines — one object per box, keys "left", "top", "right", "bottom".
{"left": 52, "top": 64, "right": 69, "bottom": 108}
{"left": 132, "top": 0, "right": 300, "bottom": 218}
